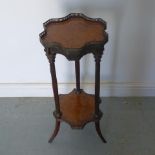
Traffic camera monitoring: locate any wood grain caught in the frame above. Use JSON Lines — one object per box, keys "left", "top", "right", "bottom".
{"left": 43, "top": 18, "right": 105, "bottom": 48}
{"left": 59, "top": 89, "right": 95, "bottom": 128}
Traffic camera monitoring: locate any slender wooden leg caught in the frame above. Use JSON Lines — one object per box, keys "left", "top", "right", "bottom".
{"left": 94, "top": 52, "right": 106, "bottom": 143}
{"left": 94, "top": 56, "right": 101, "bottom": 114}
{"left": 48, "top": 120, "right": 60, "bottom": 143}
{"left": 75, "top": 60, "right": 80, "bottom": 92}
{"left": 95, "top": 121, "right": 107, "bottom": 143}
{"left": 49, "top": 52, "right": 61, "bottom": 118}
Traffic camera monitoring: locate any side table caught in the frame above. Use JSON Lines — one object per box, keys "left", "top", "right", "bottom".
{"left": 39, "top": 13, "right": 108, "bottom": 143}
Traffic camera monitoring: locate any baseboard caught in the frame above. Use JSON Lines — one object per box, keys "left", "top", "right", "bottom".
{"left": 0, "top": 82, "right": 155, "bottom": 97}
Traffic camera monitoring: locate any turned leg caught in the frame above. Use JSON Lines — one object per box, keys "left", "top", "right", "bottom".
{"left": 48, "top": 120, "right": 60, "bottom": 143}
{"left": 95, "top": 121, "right": 107, "bottom": 143}
{"left": 94, "top": 52, "right": 106, "bottom": 143}
{"left": 49, "top": 53, "right": 61, "bottom": 117}
{"left": 94, "top": 53, "right": 102, "bottom": 115}
{"left": 75, "top": 60, "right": 80, "bottom": 92}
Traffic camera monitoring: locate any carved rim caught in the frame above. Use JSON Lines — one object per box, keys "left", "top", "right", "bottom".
{"left": 53, "top": 110, "right": 103, "bottom": 129}
{"left": 53, "top": 89, "right": 103, "bottom": 129}
{"left": 39, "top": 13, "right": 107, "bottom": 39}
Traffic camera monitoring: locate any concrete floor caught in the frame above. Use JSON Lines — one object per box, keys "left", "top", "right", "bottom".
{"left": 0, "top": 97, "right": 155, "bottom": 155}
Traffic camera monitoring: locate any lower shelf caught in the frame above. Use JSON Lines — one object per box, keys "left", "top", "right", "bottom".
{"left": 54, "top": 89, "right": 99, "bottom": 128}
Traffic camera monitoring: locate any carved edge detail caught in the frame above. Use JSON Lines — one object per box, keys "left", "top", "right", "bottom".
{"left": 44, "top": 42, "right": 105, "bottom": 61}
{"left": 40, "top": 13, "right": 108, "bottom": 61}
{"left": 93, "top": 51, "right": 103, "bottom": 62}
{"left": 53, "top": 89, "right": 103, "bottom": 129}
{"left": 39, "top": 13, "right": 107, "bottom": 38}
{"left": 53, "top": 110, "right": 103, "bottom": 129}
{"left": 44, "top": 13, "right": 106, "bottom": 29}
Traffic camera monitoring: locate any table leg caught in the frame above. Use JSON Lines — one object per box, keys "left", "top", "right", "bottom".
{"left": 95, "top": 121, "right": 107, "bottom": 143}
{"left": 75, "top": 60, "right": 80, "bottom": 92}
{"left": 48, "top": 120, "right": 61, "bottom": 143}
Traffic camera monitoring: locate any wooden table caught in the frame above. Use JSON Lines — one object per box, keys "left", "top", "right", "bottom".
{"left": 39, "top": 13, "right": 108, "bottom": 143}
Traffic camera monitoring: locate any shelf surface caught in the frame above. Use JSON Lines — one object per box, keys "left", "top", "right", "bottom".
{"left": 40, "top": 13, "right": 107, "bottom": 49}
{"left": 58, "top": 89, "right": 95, "bottom": 128}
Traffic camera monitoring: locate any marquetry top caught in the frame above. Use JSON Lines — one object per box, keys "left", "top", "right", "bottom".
{"left": 40, "top": 13, "right": 108, "bottom": 49}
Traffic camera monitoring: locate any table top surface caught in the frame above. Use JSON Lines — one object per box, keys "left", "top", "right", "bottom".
{"left": 40, "top": 13, "right": 108, "bottom": 49}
